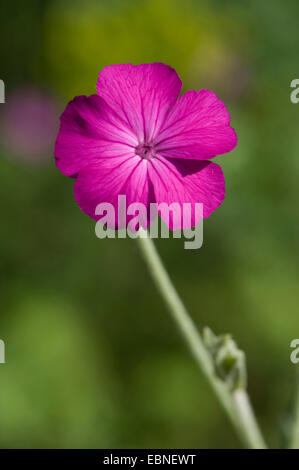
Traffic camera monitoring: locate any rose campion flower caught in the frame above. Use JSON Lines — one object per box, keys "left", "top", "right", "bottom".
{"left": 55, "top": 63, "right": 237, "bottom": 229}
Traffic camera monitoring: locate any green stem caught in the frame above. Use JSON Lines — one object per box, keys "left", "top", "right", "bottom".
{"left": 289, "top": 368, "right": 299, "bottom": 449}
{"left": 137, "top": 230, "right": 267, "bottom": 449}
{"left": 232, "top": 389, "right": 266, "bottom": 449}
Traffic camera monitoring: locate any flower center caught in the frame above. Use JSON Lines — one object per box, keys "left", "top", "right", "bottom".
{"left": 135, "top": 143, "right": 155, "bottom": 160}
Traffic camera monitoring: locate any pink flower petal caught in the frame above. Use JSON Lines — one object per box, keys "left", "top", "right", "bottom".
{"left": 55, "top": 95, "right": 137, "bottom": 176}
{"left": 96, "top": 63, "right": 182, "bottom": 143}
{"left": 148, "top": 156, "right": 225, "bottom": 230}
{"left": 74, "top": 155, "right": 153, "bottom": 229}
{"left": 156, "top": 90, "right": 237, "bottom": 160}
{"left": 55, "top": 64, "right": 237, "bottom": 230}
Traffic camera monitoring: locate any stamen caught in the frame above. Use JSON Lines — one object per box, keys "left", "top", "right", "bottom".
{"left": 135, "top": 143, "right": 155, "bottom": 159}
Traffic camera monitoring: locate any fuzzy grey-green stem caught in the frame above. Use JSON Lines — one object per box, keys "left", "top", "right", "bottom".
{"left": 137, "top": 231, "right": 267, "bottom": 449}
{"left": 289, "top": 368, "right": 299, "bottom": 448}
{"left": 232, "top": 389, "right": 266, "bottom": 449}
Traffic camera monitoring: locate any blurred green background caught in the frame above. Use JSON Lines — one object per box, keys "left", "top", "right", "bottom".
{"left": 0, "top": 0, "right": 299, "bottom": 449}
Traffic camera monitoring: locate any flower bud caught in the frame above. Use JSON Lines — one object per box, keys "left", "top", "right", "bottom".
{"left": 203, "top": 327, "right": 247, "bottom": 391}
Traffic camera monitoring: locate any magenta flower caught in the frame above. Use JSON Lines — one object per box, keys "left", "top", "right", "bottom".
{"left": 55, "top": 63, "right": 237, "bottom": 229}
